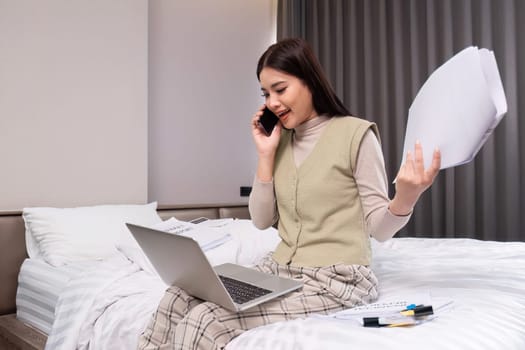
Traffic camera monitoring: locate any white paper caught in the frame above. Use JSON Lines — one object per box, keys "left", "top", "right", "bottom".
{"left": 153, "top": 217, "right": 232, "bottom": 251}
{"left": 311, "top": 291, "right": 454, "bottom": 326}
{"left": 401, "top": 46, "right": 507, "bottom": 170}
{"left": 316, "top": 291, "right": 433, "bottom": 320}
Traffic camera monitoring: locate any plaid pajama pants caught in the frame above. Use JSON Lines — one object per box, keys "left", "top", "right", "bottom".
{"left": 138, "top": 254, "right": 378, "bottom": 350}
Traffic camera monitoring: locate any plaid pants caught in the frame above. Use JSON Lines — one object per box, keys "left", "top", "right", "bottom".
{"left": 138, "top": 255, "right": 378, "bottom": 350}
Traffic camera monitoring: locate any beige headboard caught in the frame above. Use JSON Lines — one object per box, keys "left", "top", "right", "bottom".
{"left": 0, "top": 203, "right": 250, "bottom": 316}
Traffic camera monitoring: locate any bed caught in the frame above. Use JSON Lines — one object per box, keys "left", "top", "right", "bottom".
{"left": 1, "top": 203, "right": 524, "bottom": 350}
{"left": 0, "top": 203, "right": 252, "bottom": 349}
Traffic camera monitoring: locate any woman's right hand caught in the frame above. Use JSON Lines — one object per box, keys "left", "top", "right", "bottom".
{"left": 251, "top": 105, "right": 282, "bottom": 158}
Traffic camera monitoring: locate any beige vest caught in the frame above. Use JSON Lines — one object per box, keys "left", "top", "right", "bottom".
{"left": 272, "top": 116, "right": 378, "bottom": 267}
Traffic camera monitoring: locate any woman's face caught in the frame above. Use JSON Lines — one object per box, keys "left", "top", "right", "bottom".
{"left": 259, "top": 67, "right": 317, "bottom": 129}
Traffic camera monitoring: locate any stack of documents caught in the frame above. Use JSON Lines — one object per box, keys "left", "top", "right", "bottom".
{"left": 401, "top": 46, "right": 507, "bottom": 170}
{"left": 153, "top": 217, "right": 232, "bottom": 251}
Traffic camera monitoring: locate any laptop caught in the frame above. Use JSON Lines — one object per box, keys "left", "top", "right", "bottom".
{"left": 126, "top": 223, "right": 303, "bottom": 312}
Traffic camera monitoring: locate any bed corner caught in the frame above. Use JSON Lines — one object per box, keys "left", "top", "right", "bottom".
{"left": 0, "top": 210, "right": 47, "bottom": 350}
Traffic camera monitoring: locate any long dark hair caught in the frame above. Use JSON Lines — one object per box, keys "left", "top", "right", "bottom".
{"left": 257, "top": 37, "right": 350, "bottom": 117}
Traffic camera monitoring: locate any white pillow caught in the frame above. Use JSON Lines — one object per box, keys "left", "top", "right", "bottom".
{"left": 224, "top": 219, "right": 281, "bottom": 266}
{"left": 23, "top": 202, "right": 162, "bottom": 266}
{"left": 197, "top": 219, "right": 281, "bottom": 267}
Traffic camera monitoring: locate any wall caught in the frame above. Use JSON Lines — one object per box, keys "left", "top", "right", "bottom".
{"left": 148, "top": 0, "right": 277, "bottom": 205}
{"left": 0, "top": 0, "right": 277, "bottom": 211}
{"left": 0, "top": 0, "right": 148, "bottom": 211}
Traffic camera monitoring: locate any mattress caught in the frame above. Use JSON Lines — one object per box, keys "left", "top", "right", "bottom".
{"left": 15, "top": 258, "right": 88, "bottom": 334}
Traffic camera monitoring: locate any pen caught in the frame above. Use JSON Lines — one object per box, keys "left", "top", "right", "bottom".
{"left": 400, "top": 305, "right": 434, "bottom": 317}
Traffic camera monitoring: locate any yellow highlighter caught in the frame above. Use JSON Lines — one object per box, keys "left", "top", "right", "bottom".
{"left": 363, "top": 315, "right": 417, "bottom": 327}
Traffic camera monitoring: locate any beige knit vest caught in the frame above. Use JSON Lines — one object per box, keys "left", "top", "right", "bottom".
{"left": 272, "top": 116, "right": 378, "bottom": 267}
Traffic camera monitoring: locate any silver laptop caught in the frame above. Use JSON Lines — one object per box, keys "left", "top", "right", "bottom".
{"left": 126, "top": 223, "right": 303, "bottom": 312}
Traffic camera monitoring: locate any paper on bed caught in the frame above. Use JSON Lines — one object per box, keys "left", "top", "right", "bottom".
{"left": 315, "top": 292, "right": 453, "bottom": 324}
{"left": 311, "top": 291, "right": 435, "bottom": 323}
{"left": 401, "top": 46, "right": 507, "bottom": 170}
{"left": 153, "top": 217, "right": 232, "bottom": 251}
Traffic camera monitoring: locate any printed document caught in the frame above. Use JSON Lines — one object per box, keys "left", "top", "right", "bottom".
{"left": 401, "top": 46, "right": 507, "bottom": 170}
{"left": 153, "top": 217, "right": 232, "bottom": 251}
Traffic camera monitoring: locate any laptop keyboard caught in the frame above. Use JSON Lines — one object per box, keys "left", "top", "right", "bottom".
{"left": 218, "top": 275, "right": 272, "bottom": 304}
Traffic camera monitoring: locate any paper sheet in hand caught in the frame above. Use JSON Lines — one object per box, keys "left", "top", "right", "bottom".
{"left": 401, "top": 46, "right": 507, "bottom": 170}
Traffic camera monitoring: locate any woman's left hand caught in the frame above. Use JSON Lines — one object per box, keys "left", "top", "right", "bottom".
{"left": 389, "top": 141, "right": 441, "bottom": 216}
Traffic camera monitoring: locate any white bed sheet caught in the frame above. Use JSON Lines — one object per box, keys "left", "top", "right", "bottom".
{"left": 43, "top": 219, "right": 280, "bottom": 350}
{"left": 227, "top": 238, "right": 525, "bottom": 350}
{"left": 40, "top": 225, "right": 525, "bottom": 350}
{"left": 16, "top": 258, "right": 90, "bottom": 334}
{"left": 45, "top": 253, "right": 167, "bottom": 350}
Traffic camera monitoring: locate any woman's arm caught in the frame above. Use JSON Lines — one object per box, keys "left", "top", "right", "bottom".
{"left": 355, "top": 131, "right": 440, "bottom": 241}
{"left": 248, "top": 106, "right": 282, "bottom": 229}
{"left": 248, "top": 178, "right": 279, "bottom": 229}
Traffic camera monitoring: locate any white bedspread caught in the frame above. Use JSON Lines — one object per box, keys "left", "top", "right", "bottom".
{"left": 44, "top": 233, "right": 525, "bottom": 349}
{"left": 44, "top": 219, "right": 280, "bottom": 349}
{"left": 227, "top": 238, "right": 525, "bottom": 350}
{"left": 44, "top": 254, "right": 166, "bottom": 350}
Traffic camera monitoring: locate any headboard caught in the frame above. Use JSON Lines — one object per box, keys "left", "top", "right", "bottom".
{"left": 0, "top": 203, "right": 250, "bottom": 316}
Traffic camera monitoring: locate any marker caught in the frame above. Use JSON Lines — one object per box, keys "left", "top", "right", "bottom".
{"left": 400, "top": 305, "right": 434, "bottom": 317}
{"left": 363, "top": 315, "right": 417, "bottom": 327}
{"left": 404, "top": 304, "right": 418, "bottom": 310}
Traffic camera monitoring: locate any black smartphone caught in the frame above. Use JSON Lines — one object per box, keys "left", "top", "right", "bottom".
{"left": 258, "top": 107, "right": 279, "bottom": 136}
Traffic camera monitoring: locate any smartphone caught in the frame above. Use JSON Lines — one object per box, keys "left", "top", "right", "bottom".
{"left": 258, "top": 107, "right": 279, "bottom": 136}
{"left": 189, "top": 217, "right": 209, "bottom": 224}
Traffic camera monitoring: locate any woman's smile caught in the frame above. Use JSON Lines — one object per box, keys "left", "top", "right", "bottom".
{"left": 276, "top": 109, "right": 291, "bottom": 122}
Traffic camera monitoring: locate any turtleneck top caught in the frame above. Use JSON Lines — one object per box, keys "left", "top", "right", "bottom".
{"left": 249, "top": 115, "right": 410, "bottom": 242}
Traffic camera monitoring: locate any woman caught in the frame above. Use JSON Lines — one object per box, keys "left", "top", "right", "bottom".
{"left": 138, "top": 37, "right": 440, "bottom": 350}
